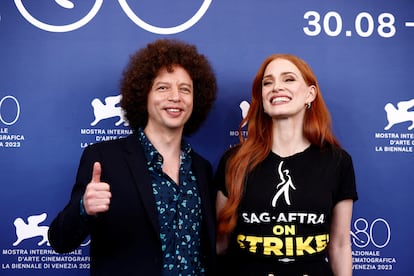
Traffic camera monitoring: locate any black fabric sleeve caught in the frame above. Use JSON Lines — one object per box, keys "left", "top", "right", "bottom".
{"left": 213, "top": 146, "right": 240, "bottom": 197}
{"left": 48, "top": 145, "right": 99, "bottom": 253}
{"left": 335, "top": 149, "right": 358, "bottom": 204}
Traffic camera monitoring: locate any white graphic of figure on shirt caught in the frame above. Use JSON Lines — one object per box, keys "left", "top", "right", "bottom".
{"left": 271, "top": 161, "right": 296, "bottom": 207}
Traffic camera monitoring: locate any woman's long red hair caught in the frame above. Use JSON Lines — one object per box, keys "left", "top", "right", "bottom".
{"left": 217, "top": 54, "right": 340, "bottom": 236}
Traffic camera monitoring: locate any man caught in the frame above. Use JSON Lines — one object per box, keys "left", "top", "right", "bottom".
{"left": 48, "top": 39, "right": 217, "bottom": 275}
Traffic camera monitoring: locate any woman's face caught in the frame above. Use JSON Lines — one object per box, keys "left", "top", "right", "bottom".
{"left": 146, "top": 65, "right": 194, "bottom": 132}
{"left": 261, "top": 58, "right": 315, "bottom": 121}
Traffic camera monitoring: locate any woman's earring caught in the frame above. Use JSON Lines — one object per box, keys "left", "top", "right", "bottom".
{"left": 306, "top": 102, "right": 312, "bottom": 109}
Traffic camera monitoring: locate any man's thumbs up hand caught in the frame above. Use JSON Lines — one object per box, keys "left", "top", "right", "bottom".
{"left": 83, "top": 162, "right": 111, "bottom": 216}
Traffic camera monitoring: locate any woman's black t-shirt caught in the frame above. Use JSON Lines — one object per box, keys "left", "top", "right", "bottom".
{"left": 215, "top": 144, "right": 358, "bottom": 276}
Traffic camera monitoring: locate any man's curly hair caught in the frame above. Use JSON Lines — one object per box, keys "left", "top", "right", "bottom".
{"left": 120, "top": 39, "right": 217, "bottom": 136}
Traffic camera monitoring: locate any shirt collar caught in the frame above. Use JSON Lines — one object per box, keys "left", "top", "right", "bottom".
{"left": 137, "top": 128, "right": 192, "bottom": 166}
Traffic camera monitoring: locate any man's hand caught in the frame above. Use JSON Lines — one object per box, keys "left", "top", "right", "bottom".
{"left": 83, "top": 162, "right": 111, "bottom": 216}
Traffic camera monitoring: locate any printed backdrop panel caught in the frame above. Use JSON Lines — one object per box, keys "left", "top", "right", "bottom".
{"left": 1, "top": 0, "right": 413, "bottom": 275}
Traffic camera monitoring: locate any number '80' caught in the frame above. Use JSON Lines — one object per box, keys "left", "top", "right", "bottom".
{"left": 351, "top": 218, "right": 391, "bottom": 248}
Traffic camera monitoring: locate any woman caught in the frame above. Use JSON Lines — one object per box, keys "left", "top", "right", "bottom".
{"left": 48, "top": 39, "right": 217, "bottom": 276}
{"left": 215, "top": 54, "right": 358, "bottom": 275}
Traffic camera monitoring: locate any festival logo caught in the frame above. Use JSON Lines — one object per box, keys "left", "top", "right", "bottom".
{"left": 351, "top": 217, "right": 396, "bottom": 272}
{"left": 1, "top": 212, "right": 90, "bottom": 271}
{"left": 374, "top": 98, "right": 414, "bottom": 154}
{"left": 14, "top": 0, "right": 103, "bottom": 33}
{"left": 13, "top": 213, "right": 50, "bottom": 247}
{"left": 384, "top": 99, "right": 414, "bottom": 131}
{"left": 0, "top": 95, "right": 25, "bottom": 149}
{"left": 118, "top": 0, "right": 212, "bottom": 34}
{"left": 90, "top": 95, "right": 128, "bottom": 127}
{"left": 14, "top": 0, "right": 212, "bottom": 34}
{"left": 239, "top": 100, "right": 250, "bottom": 128}
{"left": 80, "top": 94, "right": 132, "bottom": 149}
{"left": 228, "top": 100, "right": 249, "bottom": 145}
